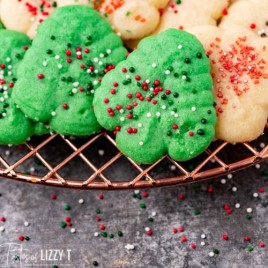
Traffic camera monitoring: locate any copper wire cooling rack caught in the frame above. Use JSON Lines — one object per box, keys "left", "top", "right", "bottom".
{"left": 0, "top": 128, "right": 267, "bottom": 190}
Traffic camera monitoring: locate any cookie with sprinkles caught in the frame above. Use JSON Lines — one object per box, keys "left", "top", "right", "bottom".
{"left": 58, "top": 0, "right": 169, "bottom": 41}
{"left": 153, "top": 0, "right": 229, "bottom": 35}
{"left": 188, "top": 25, "right": 268, "bottom": 142}
{"left": 0, "top": 0, "right": 58, "bottom": 39}
{"left": 0, "top": 30, "right": 40, "bottom": 144}
{"left": 93, "top": 29, "right": 216, "bottom": 164}
{"left": 220, "top": 0, "right": 268, "bottom": 38}
{"left": 13, "top": 5, "right": 127, "bottom": 136}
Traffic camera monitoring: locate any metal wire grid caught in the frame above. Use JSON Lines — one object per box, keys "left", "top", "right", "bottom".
{"left": 0, "top": 128, "right": 267, "bottom": 190}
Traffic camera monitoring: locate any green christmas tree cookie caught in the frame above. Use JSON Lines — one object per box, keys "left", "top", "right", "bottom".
{"left": 13, "top": 5, "right": 127, "bottom": 136}
{"left": 94, "top": 29, "right": 217, "bottom": 164}
{"left": 0, "top": 30, "right": 48, "bottom": 145}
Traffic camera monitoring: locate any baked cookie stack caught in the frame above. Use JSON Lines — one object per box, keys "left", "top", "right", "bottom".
{"left": 0, "top": 1, "right": 267, "bottom": 164}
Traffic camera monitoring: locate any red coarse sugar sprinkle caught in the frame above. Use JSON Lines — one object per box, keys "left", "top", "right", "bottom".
{"left": 98, "top": 194, "right": 104, "bottom": 200}
{"left": 191, "top": 243, "right": 197, "bottom": 249}
{"left": 178, "top": 193, "right": 185, "bottom": 200}
{"left": 259, "top": 242, "right": 265, "bottom": 248}
{"left": 23, "top": 46, "right": 28, "bottom": 51}
{"left": 50, "top": 194, "right": 57, "bottom": 200}
{"left": 250, "top": 23, "right": 256, "bottom": 29}
{"left": 0, "top": 217, "right": 6, "bottom": 222}
{"left": 99, "top": 224, "right": 105, "bottom": 230}
{"left": 67, "top": 222, "right": 72, "bottom": 227}
{"left": 178, "top": 226, "right": 184, "bottom": 233}
{"left": 258, "top": 187, "right": 265, "bottom": 193}
{"left": 188, "top": 131, "right": 194, "bottom": 137}
{"left": 181, "top": 236, "right": 187, "bottom": 243}
{"left": 62, "top": 103, "right": 69, "bottom": 109}
{"left": 172, "top": 228, "right": 178, "bottom": 234}
{"left": 96, "top": 216, "right": 101, "bottom": 222}
{"left": 65, "top": 217, "right": 71, "bottom": 223}
{"left": 222, "top": 8, "right": 228, "bottom": 15}
{"left": 146, "top": 229, "right": 153, "bottom": 236}
{"left": 18, "top": 236, "right": 24, "bottom": 241}
{"left": 222, "top": 234, "right": 229, "bottom": 240}
{"left": 244, "top": 235, "right": 251, "bottom": 242}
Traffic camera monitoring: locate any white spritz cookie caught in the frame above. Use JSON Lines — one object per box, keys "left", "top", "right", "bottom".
{"left": 220, "top": 0, "right": 268, "bottom": 38}
{"left": 188, "top": 25, "right": 268, "bottom": 142}
{"left": 0, "top": 0, "right": 57, "bottom": 39}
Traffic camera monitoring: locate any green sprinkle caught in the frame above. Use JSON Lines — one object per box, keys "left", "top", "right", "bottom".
{"left": 46, "top": 49, "right": 53, "bottom": 55}
{"left": 118, "top": 231, "right": 123, "bottom": 237}
{"left": 60, "top": 221, "right": 67, "bottom": 229}
{"left": 192, "top": 182, "right": 201, "bottom": 189}
{"left": 92, "top": 261, "right": 99, "bottom": 266}
{"left": 194, "top": 209, "right": 200, "bottom": 215}
{"left": 63, "top": 204, "right": 71, "bottom": 211}
{"left": 25, "top": 236, "right": 30, "bottom": 241}
{"left": 101, "top": 232, "right": 107, "bottom": 237}
{"left": 148, "top": 217, "right": 154, "bottom": 222}
{"left": 96, "top": 209, "right": 101, "bottom": 214}
{"left": 108, "top": 234, "right": 114, "bottom": 239}
{"left": 247, "top": 245, "right": 254, "bottom": 252}
{"left": 139, "top": 203, "right": 146, "bottom": 209}
{"left": 132, "top": 193, "right": 137, "bottom": 198}
{"left": 246, "top": 214, "right": 253, "bottom": 220}
{"left": 50, "top": 35, "right": 56, "bottom": 40}
{"left": 213, "top": 248, "right": 220, "bottom": 254}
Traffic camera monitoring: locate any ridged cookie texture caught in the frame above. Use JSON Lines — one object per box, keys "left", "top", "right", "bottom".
{"left": 13, "top": 5, "right": 127, "bottom": 137}
{"left": 189, "top": 25, "right": 268, "bottom": 142}
{"left": 0, "top": 30, "right": 45, "bottom": 145}
{"left": 94, "top": 29, "right": 217, "bottom": 164}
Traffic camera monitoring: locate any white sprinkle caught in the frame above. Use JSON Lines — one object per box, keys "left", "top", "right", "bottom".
{"left": 191, "top": 106, "right": 196, "bottom": 111}
{"left": 120, "top": 117, "right": 125, "bottom": 122}
{"left": 98, "top": 150, "right": 105, "bottom": 156}
{"left": 137, "top": 123, "right": 142, "bottom": 128}
{"left": 98, "top": 61, "right": 103, "bottom": 66}
{"left": 182, "top": 75, "right": 187, "bottom": 80}
{"left": 93, "top": 57, "right": 99, "bottom": 62}
{"left": 73, "top": 82, "right": 79, "bottom": 87}
{"left": 126, "top": 75, "right": 130, "bottom": 79}
{"left": 221, "top": 179, "right": 226, "bottom": 184}
{"left": 8, "top": 65, "right": 12, "bottom": 70}
{"left": 99, "top": 53, "right": 105, "bottom": 58}
{"left": 146, "top": 112, "right": 151, "bottom": 118}
{"left": 106, "top": 49, "right": 112, "bottom": 54}
{"left": 76, "top": 51, "right": 82, "bottom": 56}
{"left": 201, "top": 234, "right": 206, "bottom": 239}
{"left": 94, "top": 70, "right": 99, "bottom": 74}
{"left": 0, "top": 226, "right": 5, "bottom": 232}
{"left": 93, "top": 80, "right": 98, "bottom": 85}
{"left": 156, "top": 112, "right": 161, "bottom": 117}
{"left": 161, "top": 105, "right": 166, "bottom": 110}
{"left": 232, "top": 187, "right": 237, "bottom": 192}
{"left": 55, "top": 55, "right": 60, "bottom": 60}
{"left": 253, "top": 193, "right": 258, "bottom": 198}
{"left": 5, "top": 150, "right": 10, "bottom": 156}
{"left": 51, "top": 111, "right": 56, "bottom": 117}
{"left": 30, "top": 167, "right": 35, "bottom": 172}
{"left": 170, "top": 165, "right": 176, "bottom": 171}
{"left": 145, "top": 227, "right": 150, "bottom": 232}
{"left": 119, "top": 109, "right": 124, "bottom": 114}
{"left": 200, "top": 241, "right": 205, "bottom": 246}
{"left": 260, "top": 142, "right": 266, "bottom": 148}
{"left": 57, "top": 64, "right": 62, "bottom": 69}
{"left": 152, "top": 63, "right": 157, "bottom": 68}
{"left": 24, "top": 221, "right": 29, "bottom": 227}
{"left": 178, "top": 45, "right": 183, "bottom": 49}
{"left": 145, "top": 79, "right": 150, "bottom": 84}
{"left": 165, "top": 70, "right": 171, "bottom": 75}
{"left": 71, "top": 228, "right": 76, "bottom": 233}
{"left": 134, "top": 190, "right": 140, "bottom": 194}
{"left": 171, "top": 111, "right": 175, "bottom": 116}
{"left": 174, "top": 113, "right": 178, "bottom": 118}
{"left": 139, "top": 141, "right": 144, "bottom": 146}
{"left": 255, "top": 164, "right": 261, "bottom": 169}
{"left": 227, "top": 174, "right": 233, "bottom": 179}
{"left": 125, "top": 244, "right": 135, "bottom": 250}
{"left": 246, "top": 208, "right": 253, "bottom": 214}
{"left": 151, "top": 211, "right": 156, "bottom": 217}
{"left": 8, "top": 71, "right": 12, "bottom": 76}
{"left": 209, "top": 252, "right": 215, "bottom": 257}
{"left": 94, "top": 232, "right": 99, "bottom": 237}
{"left": 6, "top": 57, "right": 11, "bottom": 62}
{"left": 235, "top": 203, "right": 240, "bottom": 209}
{"left": 78, "top": 199, "right": 84, "bottom": 204}
{"left": 90, "top": 90, "right": 95, "bottom": 94}
{"left": 72, "top": 88, "right": 78, "bottom": 94}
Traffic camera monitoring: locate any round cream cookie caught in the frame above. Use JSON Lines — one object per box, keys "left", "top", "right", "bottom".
{"left": 188, "top": 25, "right": 268, "bottom": 142}
{"left": 0, "top": 0, "right": 57, "bottom": 39}
{"left": 220, "top": 0, "right": 268, "bottom": 38}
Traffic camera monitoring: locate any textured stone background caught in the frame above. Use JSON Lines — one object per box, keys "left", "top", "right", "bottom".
{"left": 0, "top": 139, "right": 267, "bottom": 268}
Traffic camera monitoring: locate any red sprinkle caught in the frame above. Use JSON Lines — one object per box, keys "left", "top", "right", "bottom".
{"left": 191, "top": 243, "right": 196, "bottom": 249}
{"left": 222, "top": 234, "right": 229, "bottom": 240}
{"left": 178, "top": 193, "right": 185, "bottom": 200}
{"left": 37, "top": 73, "right": 44, "bottom": 79}
{"left": 181, "top": 236, "right": 187, "bottom": 243}
{"left": 141, "top": 192, "right": 148, "bottom": 198}
{"left": 259, "top": 242, "right": 265, "bottom": 248}
{"left": 244, "top": 235, "right": 251, "bottom": 242}
{"left": 18, "top": 236, "right": 24, "bottom": 241}
{"left": 178, "top": 226, "right": 184, "bottom": 233}
{"left": 172, "top": 228, "right": 178, "bottom": 234}
{"left": 146, "top": 229, "right": 153, "bottom": 236}
{"left": 65, "top": 217, "right": 71, "bottom": 223}
{"left": 50, "top": 194, "right": 57, "bottom": 200}
{"left": 99, "top": 224, "right": 105, "bottom": 230}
